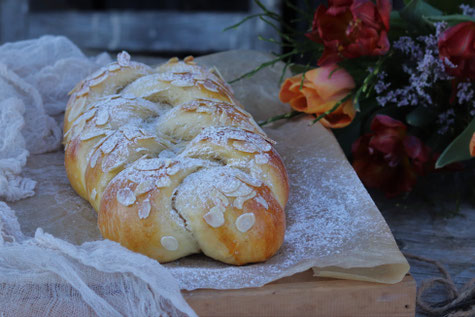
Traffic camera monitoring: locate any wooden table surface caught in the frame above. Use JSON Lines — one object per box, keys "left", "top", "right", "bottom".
{"left": 374, "top": 193, "right": 475, "bottom": 317}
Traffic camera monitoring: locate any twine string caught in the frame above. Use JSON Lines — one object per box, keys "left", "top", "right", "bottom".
{"left": 403, "top": 252, "right": 475, "bottom": 317}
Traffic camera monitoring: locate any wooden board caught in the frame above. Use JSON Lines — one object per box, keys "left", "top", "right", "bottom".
{"left": 183, "top": 270, "right": 416, "bottom": 317}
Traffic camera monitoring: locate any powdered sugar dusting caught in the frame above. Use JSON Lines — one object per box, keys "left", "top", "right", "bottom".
{"left": 155, "top": 176, "right": 171, "bottom": 188}
{"left": 165, "top": 120, "right": 399, "bottom": 290}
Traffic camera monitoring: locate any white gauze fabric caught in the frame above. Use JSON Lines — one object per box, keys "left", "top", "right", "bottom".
{"left": 0, "top": 35, "right": 110, "bottom": 201}
{"left": 0, "top": 97, "right": 35, "bottom": 201}
{"left": 0, "top": 36, "right": 196, "bottom": 317}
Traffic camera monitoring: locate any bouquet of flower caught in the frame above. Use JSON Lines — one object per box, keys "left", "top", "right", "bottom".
{"left": 227, "top": 0, "right": 475, "bottom": 198}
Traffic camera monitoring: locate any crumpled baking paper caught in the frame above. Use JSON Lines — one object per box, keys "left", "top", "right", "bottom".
{"left": 9, "top": 50, "right": 409, "bottom": 291}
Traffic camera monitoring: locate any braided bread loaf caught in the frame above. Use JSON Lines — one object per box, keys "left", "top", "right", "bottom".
{"left": 63, "top": 52, "right": 288, "bottom": 265}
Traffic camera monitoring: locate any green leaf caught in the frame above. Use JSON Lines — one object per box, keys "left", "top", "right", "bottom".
{"left": 400, "top": 0, "right": 442, "bottom": 31}
{"left": 406, "top": 106, "right": 437, "bottom": 128}
{"left": 436, "top": 117, "right": 475, "bottom": 168}
{"left": 389, "top": 11, "right": 406, "bottom": 28}
{"left": 426, "top": 0, "right": 469, "bottom": 14}
{"left": 425, "top": 14, "right": 475, "bottom": 25}
{"left": 388, "top": 11, "right": 412, "bottom": 40}
{"left": 353, "top": 97, "right": 361, "bottom": 112}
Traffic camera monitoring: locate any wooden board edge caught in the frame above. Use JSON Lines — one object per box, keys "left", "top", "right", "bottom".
{"left": 182, "top": 271, "right": 416, "bottom": 317}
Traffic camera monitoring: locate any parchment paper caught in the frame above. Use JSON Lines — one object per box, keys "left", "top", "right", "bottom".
{"left": 9, "top": 50, "right": 409, "bottom": 290}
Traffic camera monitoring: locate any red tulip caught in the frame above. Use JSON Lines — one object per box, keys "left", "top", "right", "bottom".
{"left": 352, "top": 115, "right": 431, "bottom": 197}
{"left": 438, "top": 21, "right": 475, "bottom": 80}
{"left": 306, "top": 0, "right": 391, "bottom": 66}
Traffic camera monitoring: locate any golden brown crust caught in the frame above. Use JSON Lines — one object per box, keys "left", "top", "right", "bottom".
{"left": 63, "top": 53, "right": 288, "bottom": 265}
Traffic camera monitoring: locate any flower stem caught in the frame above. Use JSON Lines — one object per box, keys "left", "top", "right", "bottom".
{"left": 228, "top": 50, "right": 298, "bottom": 84}
{"left": 353, "top": 52, "right": 392, "bottom": 110}
{"left": 258, "top": 110, "right": 302, "bottom": 126}
{"left": 311, "top": 93, "right": 352, "bottom": 125}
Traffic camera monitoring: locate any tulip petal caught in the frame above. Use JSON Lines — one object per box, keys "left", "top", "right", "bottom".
{"left": 351, "top": 114, "right": 432, "bottom": 197}
{"left": 370, "top": 114, "right": 406, "bottom": 134}
{"left": 299, "top": 87, "right": 324, "bottom": 113}
{"left": 320, "top": 99, "right": 356, "bottom": 128}
{"left": 353, "top": 1, "right": 379, "bottom": 30}
{"left": 440, "top": 22, "right": 475, "bottom": 57}
{"left": 329, "top": 0, "right": 353, "bottom": 7}
{"left": 375, "top": 30, "right": 390, "bottom": 55}
{"left": 279, "top": 75, "right": 303, "bottom": 103}
{"left": 279, "top": 65, "right": 356, "bottom": 128}
{"left": 318, "top": 47, "right": 344, "bottom": 66}
{"left": 377, "top": 0, "right": 391, "bottom": 30}
{"left": 289, "top": 95, "right": 308, "bottom": 112}
{"left": 403, "top": 135, "right": 429, "bottom": 162}
{"left": 312, "top": 0, "right": 391, "bottom": 63}
{"left": 470, "top": 132, "right": 475, "bottom": 157}
{"left": 439, "top": 22, "right": 475, "bottom": 79}
{"left": 305, "top": 65, "right": 355, "bottom": 100}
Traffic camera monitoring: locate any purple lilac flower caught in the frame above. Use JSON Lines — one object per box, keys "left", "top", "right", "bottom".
{"left": 376, "top": 23, "right": 453, "bottom": 108}
{"left": 437, "top": 109, "right": 455, "bottom": 135}
{"left": 457, "top": 82, "right": 474, "bottom": 104}
{"left": 376, "top": 86, "right": 420, "bottom": 107}
{"left": 393, "top": 37, "right": 423, "bottom": 59}
{"left": 460, "top": 4, "right": 475, "bottom": 17}
{"left": 435, "top": 22, "right": 448, "bottom": 37}
{"left": 456, "top": 82, "right": 475, "bottom": 116}
{"left": 374, "top": 71, "right": 390, "bottom": 94}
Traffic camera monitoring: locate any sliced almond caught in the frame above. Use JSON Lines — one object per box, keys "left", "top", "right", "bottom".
{"left": 138, "top": 199, "right": 151, "bottom": 219}
{"left": 232, "top": 140, "right": 259, "bottom": 153}
{"left": 203, "top": 206, "right": 225, "bottom": 228}
{"left": 235, "top": 213, "right": 256, "bottom": 233}
{"left": 90, "top": 188, "right": 97, "bottom": 201}
{"left": 255, "top": 195, "right": 269, "bottom": 210}
{"left": 95, "top": 108, "right": 109, "bottom": 126}
{"left": 79, "top": 128, "right": 107, "bottom": 141}
{"left": 133, "top": 158, "right": 164, "bottom": 171}
{"left": 116, "top": 188, "right": 136, "bottom": 206}
{"left": 134, "top": 179, "right": 155, "bottom": 195}
{"left": 254, "top": 154, "right": 269, "bottom": 165}
{"left": 226, "top": 183, "right": 253, "bottom": 197}
{"left": 233, "top": 191, "right": 256, "bottom": 209}
{"left": 161, "top": 236, "right": 178, "bottom": 251}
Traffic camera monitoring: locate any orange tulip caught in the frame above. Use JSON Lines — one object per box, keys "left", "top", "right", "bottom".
{"left": 279, "top": 64, "right": 356, "bottom": 128}
{"left": 470, "top": 132, "right": 475, "bottom": 157}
